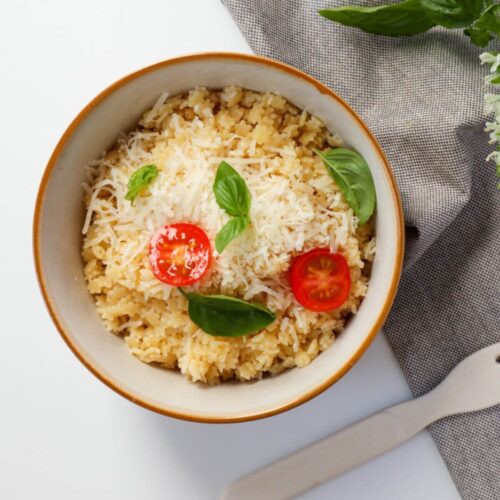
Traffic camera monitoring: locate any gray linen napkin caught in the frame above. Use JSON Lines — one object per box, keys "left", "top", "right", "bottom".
{"left": 224, "top": 1, "right": 500, "bottom": 498}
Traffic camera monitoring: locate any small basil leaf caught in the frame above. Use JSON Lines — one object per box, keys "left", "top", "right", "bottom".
{"left": 213, "top": 161, "right": 251, "bottom": 217}
{"left": 465, "top": 4, "right": 500, "bottom": 47}
{"left": 180, "top": 289, "right": 276, "bottom": 338}
{"left": 420, "top": 0, "right": 484, "bottom": 29}
{"left": 319, "top": 0, "right": 435, "bottom": 37}
{"left": 464, "top": 25, "right": 494, "bottom": 47}
{"left": 125, "top": 164, "right": 158, "bottom": 203}
{"left": 487, "top": 72, "right": 500, "bottom": 85}
{"left": 315, "top": 148, "right": 376, "bottom": 225}
{"left": 215, "top": 216, "right": 249, "bottom": 254}
{"left": 483, "top": 4, "right": 500, "bottom": 37}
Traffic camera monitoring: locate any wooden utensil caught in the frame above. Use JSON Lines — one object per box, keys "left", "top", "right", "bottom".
{"left": 223, "top": 342, "right": 500, "bottom": 500}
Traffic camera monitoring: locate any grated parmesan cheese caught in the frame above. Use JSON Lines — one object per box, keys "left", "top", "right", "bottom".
{"left": 82, "top": 86, "right": 375, "bottom": 384}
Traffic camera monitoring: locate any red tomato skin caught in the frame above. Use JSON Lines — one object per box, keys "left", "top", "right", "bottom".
{"left": 148, "top": 223, "right": 211, "bottom": 286}
{"left": 289, "top": 248, "right": 351, "bottom": 312}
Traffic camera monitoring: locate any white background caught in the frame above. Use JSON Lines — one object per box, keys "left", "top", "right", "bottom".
{"left": 0, "top": 1, "right": 461, "bottom": 499}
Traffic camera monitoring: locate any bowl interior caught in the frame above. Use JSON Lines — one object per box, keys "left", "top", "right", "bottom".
{"left": 36, "top": 54, "right": 402, "bottom": 421}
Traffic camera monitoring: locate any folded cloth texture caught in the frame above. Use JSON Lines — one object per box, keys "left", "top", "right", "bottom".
{"left": 224, "top": 1, "right": 500, "bottom": 498}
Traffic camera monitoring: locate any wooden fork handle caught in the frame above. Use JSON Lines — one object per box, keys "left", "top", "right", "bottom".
{"left": 222, "top": 396, "right": 440, "bottom": 500}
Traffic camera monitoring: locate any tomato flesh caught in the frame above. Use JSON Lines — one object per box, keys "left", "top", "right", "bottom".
{"left": 290, "top": 248, "right": 350, "bottom": 312}
{"left": 149, "top": 223, "right": 211, "bottom": 286}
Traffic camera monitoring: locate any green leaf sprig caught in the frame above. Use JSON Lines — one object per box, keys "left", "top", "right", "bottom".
{"left": 213, "top": 161, "right": 251, "bottom": 253}
{"left": 125, "top": 164, "right": 158, "bottom": 203}
{"left": 319, "top": 0, "right": 435, "bottom": 37}
{"left": 420, "top": 0, "right": 484, "bottom": 29}
{"left": 319, "top": 0, "right": 500, "bottom": 186}
{"left": 465, "top": 4, "right": 500, "bottom": 47}
{"left": 481, "top": 52, "right": 500, "bottom": 187}
{"left": 179, "top": 289, "right": 276, "bottom": 337}
{"left": 319, "top": 0, "right": 495, "bottom": 42}
{"left": 314, "top": 148, "right": 376, "bottom": 224}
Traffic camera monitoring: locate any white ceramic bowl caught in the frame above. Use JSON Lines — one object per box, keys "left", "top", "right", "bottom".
{"left": 34, "top": 53, "right": 404, "bottom": 422}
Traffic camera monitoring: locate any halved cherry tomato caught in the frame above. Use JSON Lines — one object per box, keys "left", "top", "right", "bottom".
{"left": 290, "top": 248, "right": 350, "bottom": 312}
{"left": 149, "top": 223, "right": 211, "bottom": 286}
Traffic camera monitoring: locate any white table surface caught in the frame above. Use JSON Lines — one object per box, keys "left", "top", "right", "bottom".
{"left": 0, "top": 1, "right": 461, "bottom": 499}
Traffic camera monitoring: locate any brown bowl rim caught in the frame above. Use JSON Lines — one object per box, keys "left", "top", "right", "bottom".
{"left": 33, "top": 52, "right": 405, "bottom": 423}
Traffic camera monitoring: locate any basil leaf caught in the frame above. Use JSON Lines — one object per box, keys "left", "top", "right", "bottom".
{"left": 480, "top": 4, "right": 500, "bottom": 36}
{"left": 420, "top": 0, "right": 484, "bottom": 29}
{"left": 125, "top": 164, "right": 158, "bottom": 203}
{"left": 315, "top": 148, "right": 376, "bottom": 225}
{"left": 180, "top": 289, "right": 276, "bottom": 337}
{"left": 213, "top": 161, "right": 252, "bottom": 254}
{"left": 465, "top": 24, "right": 494, "bottom": 46}
{"left": 465, "top": 4, "right": 500, "bottom": 47}
{"left": 215, "top": 216, "right": 249, "bottom": 254}
{"left": 213, "top": 161, "right": 251, "bottom": 217}
{"left": 319, "top": 0, "right": 435, "bottom": 37}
